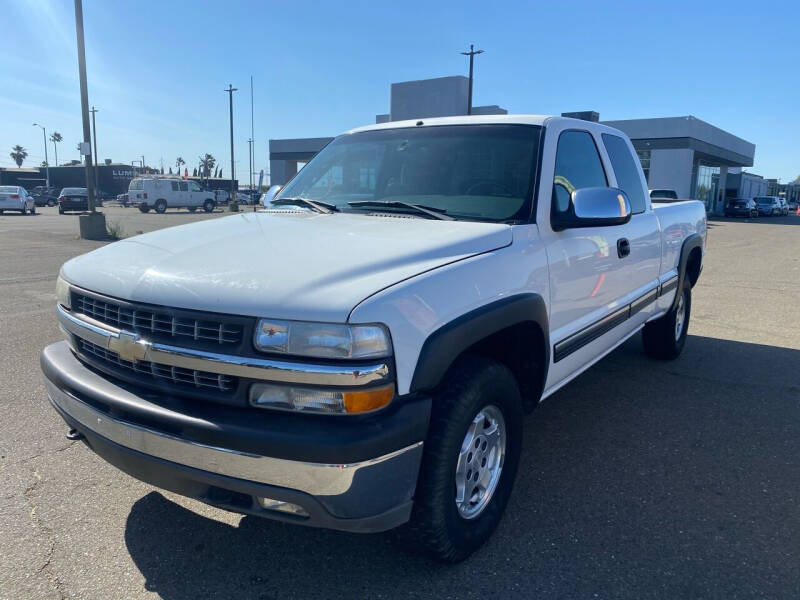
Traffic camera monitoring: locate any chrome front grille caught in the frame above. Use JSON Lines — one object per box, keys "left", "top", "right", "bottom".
{"left": 77, "top": 338, "right": 237, "bottom": 393}
{"left": 73, "top": 292, "right": 243, "bottom": 345}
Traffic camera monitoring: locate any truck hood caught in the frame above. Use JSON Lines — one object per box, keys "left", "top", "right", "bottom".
{"left": 61, "top": 211, "right": 512, "bottom": 322}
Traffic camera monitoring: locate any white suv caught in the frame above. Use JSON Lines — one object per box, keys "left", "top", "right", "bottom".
{"left": 128, "top": 177, "right": 217, "bottom": 213}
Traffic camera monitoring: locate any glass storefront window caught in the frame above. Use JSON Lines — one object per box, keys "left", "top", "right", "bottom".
{"left": 693, "top": 163, "right": 719, "bottom": 211}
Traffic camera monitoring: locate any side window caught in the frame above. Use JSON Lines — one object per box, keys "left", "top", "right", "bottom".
{"left": 602, "top": 134, "right": 646, "bottom": 214}
{"left": 553, "top": 131, "right": 607, "bottom": 213}
{"left": 171, "top": 181, "right": 180, "bottom": 191}
{"left": 179, "top": 182, "right": 188, "bottom": 192}
{"left": 189, "top": 182, "right": 202, "bottom": 192}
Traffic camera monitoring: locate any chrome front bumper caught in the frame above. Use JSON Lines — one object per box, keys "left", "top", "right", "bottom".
{"left": 42, "top": 342, "right": 428, "bottom": 532}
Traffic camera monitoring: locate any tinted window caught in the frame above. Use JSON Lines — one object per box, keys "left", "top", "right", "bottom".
{"left": 179, "top": 182, "right": 188, "bottom": 192}
{"left": 552, "top": 130, "right": 607, "bottom": 213}
{"left": 278, "top": 125, "right": 542, "bottom": 222}
{"left": 602, "top": 134, "right": 646, "bottom": 214}
{"left": 171, "top": 181, "right": 180, "bottom": 191}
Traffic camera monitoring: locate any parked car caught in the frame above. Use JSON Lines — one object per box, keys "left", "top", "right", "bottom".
{"left": 32, "top": 191, "right": 58, "bottom": 207}
{"left": 213, "top": 189, "right": 230, "bottom": 204}
{"left": 0, "top": 185, "right": 36, "bottom": 214}
{"left": 57, "top": 188, "right": 89, "bottom": 213}
{"left": 649, "top": 189, "right": 679, "bottom": 201}
{"left": 777, "top": 197, "right": 789, "bottom": 215}
{"left": 43, "top": 115, "right": 706, "bottom": 562}
{"left": 754, "top": 196, "right": 782, "bottom": 216}
{"left": 128, "top": 177, "right": 217, "bottom": 213}
{"left": 724, "top": 198, "right": 758, "bottom": 218}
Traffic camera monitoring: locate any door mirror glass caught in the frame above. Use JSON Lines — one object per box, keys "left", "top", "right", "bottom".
{"left": 261, "top": 184, "right": 282, "bottom": 206}
{"left": 552, "top": 186, "right": 631, "bottom": 231}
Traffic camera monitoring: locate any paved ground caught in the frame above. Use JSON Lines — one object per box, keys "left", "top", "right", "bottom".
{"left": 1, "top": 207, "right": 799, "bottom": 599}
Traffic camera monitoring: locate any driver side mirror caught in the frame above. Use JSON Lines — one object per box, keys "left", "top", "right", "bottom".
{"left": 261, "top": 184, "right": 282, "bottom": 207}
{"left": 552, "top": 186, "right": 632, "bottom": 231}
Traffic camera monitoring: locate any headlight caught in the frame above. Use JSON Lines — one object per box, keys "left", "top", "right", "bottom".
{"left": 249, "top": 382, "right": 394, "bottom": 414}
{"left": 253, "top": 319, "right": 392, "bottom": 359}
{"left": 55, "top": 275, "right": 71, "bottom": 309}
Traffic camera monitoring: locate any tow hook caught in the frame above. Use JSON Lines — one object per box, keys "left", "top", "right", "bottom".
{"left": 66, "top": 428, "right": 84, "bottom": 441}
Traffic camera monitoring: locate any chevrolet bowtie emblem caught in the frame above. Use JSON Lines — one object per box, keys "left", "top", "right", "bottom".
{"left": 108, "top": 331, "right": 150, "bottom": 363}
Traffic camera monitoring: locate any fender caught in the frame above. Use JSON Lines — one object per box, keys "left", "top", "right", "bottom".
{"left": 409, "top": 293, "right": 549, "bottom": 393}
{"left": 671, "top": 233, "right": 703, "bottom": 311}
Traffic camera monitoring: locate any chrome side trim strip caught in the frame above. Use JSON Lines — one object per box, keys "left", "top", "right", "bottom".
{"left": 57, "top": 304, "right": 390, "bottom": 387}
{"left": 46, "top": 379, "right": 422, "bottom": 496}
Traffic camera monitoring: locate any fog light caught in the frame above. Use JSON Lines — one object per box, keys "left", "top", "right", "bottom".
{"left": 257, "top": 497, "right": 309, "bottom": 517}
{"left": 249, "top": 383, "right": 394, "bottom": 414}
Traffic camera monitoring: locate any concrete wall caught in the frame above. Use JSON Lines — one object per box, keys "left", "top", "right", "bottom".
{"left": 390, "top": 76, "right": 469, "bottom": 121}
{"left": 648, "top": 148, "right": 695, "bottom": 198}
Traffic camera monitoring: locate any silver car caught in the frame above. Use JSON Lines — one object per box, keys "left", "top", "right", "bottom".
{"left": 0, "top": 186, "right": 36, "bottom": 215}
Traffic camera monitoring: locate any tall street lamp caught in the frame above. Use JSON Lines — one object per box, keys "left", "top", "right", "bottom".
{"left": 32, "top": 123, "right": 49, "bottom": 188}
{"left": 90, "top": 106, "right": 99, "bottom": 192}
{"left": 460, "top": 44, "right": 484, "bottom": 115}
{"left": 225, "top": 84, "right": 238, "bottom": 209}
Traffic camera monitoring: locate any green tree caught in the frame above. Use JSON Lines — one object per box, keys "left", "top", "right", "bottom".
{"left": 175, "top": 156, "right": 185, "bottom": 175}
{"left": 199, "top": 153, "right": 216, "bottom": 179}
{"left": 49, "top": 132, "right": 62, "bottom": 165}
{"left": 9, "top": 145, "right": 28, "bottom": 167}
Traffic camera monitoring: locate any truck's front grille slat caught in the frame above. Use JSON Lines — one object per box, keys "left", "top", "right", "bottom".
{"left": 77, "top": 338, "right": 237, "bottom": 392}
{"left": 73, "top": 292, "right": 244, "bottom": 346}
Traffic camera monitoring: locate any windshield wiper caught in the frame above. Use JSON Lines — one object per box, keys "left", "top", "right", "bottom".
{"left": 347, "top": 200, "right": 453, "bottom": 221}
{"left": 271, "top": 197, "right": 338, "bottom": 214}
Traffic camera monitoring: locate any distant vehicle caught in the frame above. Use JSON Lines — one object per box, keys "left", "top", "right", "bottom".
{"left": 32, "top": 191, "right": 58, "bottom": 207}
{"left": 0, "top": 185, "right": 36, "bottom": 214}
{"left": 754, "top": 196, "right": 782, "bottom": 216}
{"left": 128, "top": 177, "right": 217, "bottom": 214}
{"left": 57, "top": 187, "right": 89, "bottom": 214}
{"left": 724, "top": 198, "right": 757, "bottom": 218}
{"left": 776, "top": 197, "right": 789, "bottom": 215}
{"left": 235, "top": 192, "right": 254, "bottom": 204}
{"left": 649, "top": 189, "right": 679, "bottom": 201}
{"left": 213, "top": 189, "right": 230, "bottom": 203}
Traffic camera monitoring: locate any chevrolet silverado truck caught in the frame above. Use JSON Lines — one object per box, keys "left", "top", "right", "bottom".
{"left": 42, "top": 115, "right": 706, "bottom": 562}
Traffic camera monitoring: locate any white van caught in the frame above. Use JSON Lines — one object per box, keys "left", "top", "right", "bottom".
{"left": 128, "top": 177, "right": 217, "bottom": 213}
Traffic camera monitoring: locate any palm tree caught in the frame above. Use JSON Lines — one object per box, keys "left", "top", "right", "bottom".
{"left": 198, "top": 153, "right": 216, "bottom": 180}
{"left": 50, "top": 132, "right": 62, "bottom": 165}
{"left": 176, "top": 156, "right": 185, "bottom": 176}
{"left": 10, "top": 145, "right": 28, "bottom": 167}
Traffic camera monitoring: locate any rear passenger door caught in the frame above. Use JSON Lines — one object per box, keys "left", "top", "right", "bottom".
{"left": 178, "top": 181, "right": 189, "bottom": 206}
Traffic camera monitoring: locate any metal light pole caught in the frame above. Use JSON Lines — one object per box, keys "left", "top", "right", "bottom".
{"left": 225, "top": 84, "right": 238, "bottom": 206}
{"left": 74, "top": 0, "right": 97, "bottom": 212}
{"left": 248, "top": 138, "right": 253, "bottom": 192}
{"left": 460, "top": 44, "right": 484, "bottom": 115}
{"left": 90, "top": 106, "right": 99, "bottom": 192}
{"left": 33, "top": 123, "right": 49, "bottom": 188}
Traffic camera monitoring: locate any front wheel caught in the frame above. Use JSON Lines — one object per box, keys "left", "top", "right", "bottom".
{"left": 400, "top": 355, "right": 523, "bottom": 563}
{"left": 643, "top": 282, "right": 691, "bottom": 360}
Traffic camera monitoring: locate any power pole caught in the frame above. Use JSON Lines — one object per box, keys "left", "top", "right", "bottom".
{"left": 248, "top": 138, "right": 253, "bottom": 191}
{"left": 74, "top": 0, "right": 97, "bottom": 212}
{"left": 225, "top": 84, "right": 237, "bottom": 203}
{"left": 250, "top": 75, "right": 254, "bottom": 192}
{"left": 90, "top": 106, "right": 99, "bottom": 192}
{"left": 460, "top": 44, "right": 484, "bottom": 115}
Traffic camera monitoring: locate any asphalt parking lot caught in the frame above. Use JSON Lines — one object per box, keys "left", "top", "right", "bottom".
{"left": 1, "top": 206, "right": 799, "bottom": 599}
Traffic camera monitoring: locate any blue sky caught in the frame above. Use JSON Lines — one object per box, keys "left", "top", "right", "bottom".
{"left": 3, "top": 0, "right": 798, "bottom": 182}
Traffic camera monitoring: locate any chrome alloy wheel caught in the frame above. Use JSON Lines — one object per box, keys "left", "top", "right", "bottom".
{"left": 455, "top": 405, "right": 506, "bottom": 519}
{"left": 675, "top": 291, "right": 686, "bottom": 341}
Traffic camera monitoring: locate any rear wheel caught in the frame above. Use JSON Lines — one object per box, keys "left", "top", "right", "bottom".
{"left": 203, "top": 199, "right": 215, "bottom": 213}
{"left": 154, "top": 199, "right": 167, "bottom": 214}
{"left": 399, "top": 355, "right": 523, "bottom": 563}
{"left": 138, "top": 204, "right": 150, "bottom": 213}
{"left": 643, "top": 281, "right": 691, "bottom": 360}
{"left": 47, "top": 198, "right": 55, "bottom": 207}
{"left": 187, "top": 207, "right": 197, "bottom": 213}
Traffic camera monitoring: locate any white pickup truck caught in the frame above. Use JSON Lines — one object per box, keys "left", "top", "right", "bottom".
{"left": 42, "top": 115, "right": 706, "bottom": 562}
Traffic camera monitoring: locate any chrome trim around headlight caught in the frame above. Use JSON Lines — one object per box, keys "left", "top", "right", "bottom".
{"left": 57, "top": 304, "right": 391, "bottom": 387}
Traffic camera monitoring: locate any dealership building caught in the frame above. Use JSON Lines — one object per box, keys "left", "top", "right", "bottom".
{"left": 269, "top": 76, "right": 759, "bottom": 213}
{"left": 0, "top": 163, "right": 237, "bottom": 197}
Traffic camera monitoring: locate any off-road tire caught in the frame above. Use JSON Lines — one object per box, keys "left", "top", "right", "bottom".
{"left": 399, "top": 355, "right": 523, "bottom": 563}
{"left": 643, "top": 281, "right": 691, "bottom": 360}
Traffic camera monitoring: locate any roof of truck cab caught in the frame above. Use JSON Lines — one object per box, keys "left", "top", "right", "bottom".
{"left": 345, "top": 114, "right": 564, "bottom": 134}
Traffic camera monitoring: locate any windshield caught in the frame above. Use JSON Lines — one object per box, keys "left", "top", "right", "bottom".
{"left": 276, "top": 124, "right": 542, "bottom": 222}
{"left": 754, "top": 197, "right": 773, "bottom": 204}
{"left": 61, "top": 188, "right": 87, "bottom": 195}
